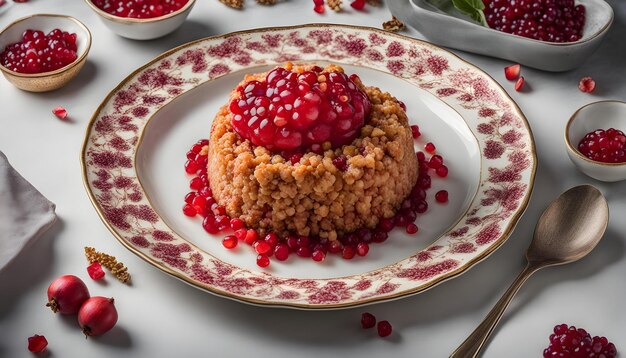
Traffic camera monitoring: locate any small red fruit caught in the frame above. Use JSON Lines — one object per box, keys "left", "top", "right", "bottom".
{"left": 27, "top": 334, "right": 48, "bottom": 353}
{"left": 579, "top": 76, "right": 596, "bottom": 93}
{"left": 78, "top": 297, "right": 118, "bottom": 337}
{"left": 504, "top": 64, "right": 521, "bottom": 80}
{"left": 350, "top": 0, "right": 365, "bottom": 10}
{"left": 514, "top": 76, "right": 525, "bottom": 92}
{"left": 361, "top": 312, "right": 376, "bottom": 329}
{"left": 377, "top": 320, "right": 393, "bottom": 337}
{"left": 425, "top": 142, "right": 436, "bottom": 153}
{"left": 230, "top": 218, "right": 244, "bottom": 230}
{"left": 222, "top": 235, "right": 238, "bottom": 249}
{"left": 274, "top": 243, "right": 289, "bottom": 261}
{"left": 435, "top": 190, "right": 448, "bottom": 203}
{"left": 256, "top": 255, "right": 270, "bottom": 268}
{"left": 356, "top": 242, "right": 369, "bottom": 256}
{"left": 52, "top": 106, "right": 68, "bottom": 119}
{"left": 436, "top": 165, "right": 448, "bottom": 178}
{"left": 312, "top": 250, "right": 326, "bottom": 262}
{"left": 46, "top": 275, "right": 90, "bottom": 314}
{"left": 406, "top": 223, "right": 418, "bottom": 234}
{"left": 87, "top": 262, "right": 105, "bottom": 280}
{"left": 314, "top": 4, "right": 325, "bottom": 13}
{"left": 254, "top": 240, "right": 272, "bottom": 255}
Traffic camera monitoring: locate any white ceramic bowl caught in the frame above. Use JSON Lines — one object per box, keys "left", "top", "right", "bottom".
{"left": 84, "top": 0, "right": 196, "bottom": 40}
{"left": 0, "top": 14, "right": 91, "bottom": 92}
{"left": 388, "top": 0, "right": 614, "bottom": 72}
{"left": 565, "top": 101, "right": 626, "bottom": 182}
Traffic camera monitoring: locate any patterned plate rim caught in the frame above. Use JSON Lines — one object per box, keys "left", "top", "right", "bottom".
{"left": 81, "top": 23, "right": 537, "bottom": 309}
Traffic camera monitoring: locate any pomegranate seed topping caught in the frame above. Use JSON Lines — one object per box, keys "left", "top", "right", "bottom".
{"left": 483, "top": 0, "right": 585, "bottom": 43}
{"left": 328, "top": 240, "right": 343, "bottom": 253}
{"left": 543, "top": 324, "right": 617, "bottom": 358}
{"left": 191, "top": 143, "right": 203, "bottom": 153}
{"left": 234, "top": 228, "right": 247, "bottom": 241}
{"left": 311, "top": 250, "right": 326, "bottom": 262}
{"left": 86, "top": 262, "right": 105, "bottom": 280}
{"left": 515, "top": 76, "right": 525, "bottom": 92}
{"left": 377, "top": 320, "right": 393, "bottom": 337}
{"left": 182, "top": 204, "right": 196, "bottom": 217}
{"left": 332, "top": 155, "right": 348, "bottom": 171}
{"left": 406, "top": 223, "right": 418, "bottom": 234}
{"left": 313, "top": 0, "right": 324, "bottom": 5}
{"left": 296, "top": 246, "right": 312, "bottom": 258}
{"left": 27, "top": 334, "right": 48, "bottom": 353}
{"left": 256, "top": 254, "right": 270, "bottom": 268}
{"left": 297, "top": 236, "right": 310, "bottom": 248}
{"left": 579, "top": 76, "right": 596, "bottom": 93}
{"left": 428, "top": 155, "right": 443, "bottom": 169}
{"left": 372, "top": 231, "right": 388, "bottom": 243}
{"left": 230, "top": 218, "right": 244, "bottom": 230}
{"left": 377, "top": 218, "right": 394, "bottom": 232}
{"left": 425, "top": 142, "right": 436, "bottom": 153}
{"left": 189, "top": 177, "right": 204, "bottom": 190}
{"left": 286, "top": 236, "right": 299, "bottom": 251}
{"left": 1, "top": 29, "right": 78, "bottom": 74}
{"left": 274, "top": 243, "right": 289, "bottom": 261}
{"left": 504, "top": 64, "right": 521, "bottom": 80}
{"left": 356, "top": 242, "right": 369, "bottom": 256}
{"left": 313, "top": 4, "right": 325, "bottom": 13}
{"left": 264, "top": 232, "right": 279, "bottom": 248}
{"left": 436, "top": 165, "right": 449, "bottom": 178}
{"left": 184, "top": 192, "right": 196, "bottom": 204}
{"left": 52, "top": 106, "right": 68, "bottom": 119}
{"left": 350, "top": 0, "right": 365, "bottom": 10}
{"left": 577, "top": 128, "right": 626, "bottom": 163}
{"left": 254, "top": 239, "right": 272, "bottom": 255}
{"left": 222, "top": 235, "right": 238, "bottom": 249}
{"left": 361, "top": 312, "right": 376, "bottom": 329}
{"left": 230, "top": 66, "right": 371, "bottom": 152}
{"left": 191, "top": 196, "right": 206, "bottom": 211}
{"left": 435, "top": 190, "right": 448, "bottom": 203}
{"left": 410, "top": 125, "right": 421, "bottom": 139}
{"left": 342, "top": 245, "right": 356, "bottom": 259}
{"left": 91, "top": 0, "right": 189, "bottom": 19}
{"left": 202, "top": 216, "right": 220, "bottom": 234}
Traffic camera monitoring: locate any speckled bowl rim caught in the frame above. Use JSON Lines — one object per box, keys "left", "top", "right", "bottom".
{"left": 84, "top": 0, "right": 196, "bottom": 25}
{"left": 565, "top": 100, "right": 626, "bottom": 167}
{"left": 0, "top": 14, "right": 92, "bottom": 79}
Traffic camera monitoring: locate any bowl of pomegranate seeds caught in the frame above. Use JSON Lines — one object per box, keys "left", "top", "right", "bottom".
{"left": 565, "top": 100, "right": 626, "bottom": 181}
{"left": 0, "top": 14, "right": 91, "bottom": 92}
{"left": 388, "top": 0, "right": 614, "bottom": 71}
{"left": 84, "top": 0, "right": 196, "bottom": 40}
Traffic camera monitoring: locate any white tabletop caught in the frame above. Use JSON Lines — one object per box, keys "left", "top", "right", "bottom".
{"left": 1, "top": 1, "right": 625, "bottom": 357}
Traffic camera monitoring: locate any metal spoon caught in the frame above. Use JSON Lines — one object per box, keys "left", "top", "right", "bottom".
{"left": 450, "top": 185, "right": 609, "bottom": 358}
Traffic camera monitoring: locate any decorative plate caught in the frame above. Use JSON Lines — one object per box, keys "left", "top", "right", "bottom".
{"left": 81, "top": 24, "right": 536, "bottom": 309}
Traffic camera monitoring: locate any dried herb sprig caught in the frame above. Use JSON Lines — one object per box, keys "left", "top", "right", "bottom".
{"left": 85, "top": 247, "right": 131, "bottom": 284}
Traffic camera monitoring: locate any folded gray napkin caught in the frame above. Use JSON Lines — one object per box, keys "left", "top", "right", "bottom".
{"left": 0, "top": 151, "right": 56, "bottom": 272}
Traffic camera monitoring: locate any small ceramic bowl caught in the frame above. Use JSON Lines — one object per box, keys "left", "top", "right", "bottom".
{"left": 0, "top": 14, "right": 91, "bottom": 92}
{"left": 84, "top": 0, "right": 196, "bottom": 40}
{"left": 565, "top": 101, "right": 626, "bottom": 182}
{"left": 388, "top": 0, "right": 614, "bottom": 72}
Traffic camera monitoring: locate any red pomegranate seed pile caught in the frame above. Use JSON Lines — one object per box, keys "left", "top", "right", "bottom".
{"left": 230, "top": 66, "right": 371, "bottom": 152}
{"left": 184, "top": 103, "right": 450, "bottom": 267}
{"left": 483, "top": 0, "right": 585, "bottom": 43}
{"left": 91, "top": 0, "right": 189, "bottom": 18}
{"left": 543, "top": 324, "right": 617, "bottom": 358}
{"left": 577, "top": 128, "right": 626, "bottom": 163}
{"left": 0, "top": 29, "right": 78, "bottom": 74}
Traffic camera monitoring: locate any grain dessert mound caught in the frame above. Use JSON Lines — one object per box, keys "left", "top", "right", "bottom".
{"left": 207, "top": 63, "right": 418, "bottom": 240}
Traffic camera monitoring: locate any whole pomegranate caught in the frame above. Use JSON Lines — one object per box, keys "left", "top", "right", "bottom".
{"left": 78, "top": 296, "right": 118, "bottom": 337}
{"left": 46, "top": 275, "right": 90, "bottom": 315}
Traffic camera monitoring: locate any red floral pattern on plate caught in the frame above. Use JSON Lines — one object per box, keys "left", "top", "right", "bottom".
{"left": 82, "top": 25, "right": 535, "bottom": 308}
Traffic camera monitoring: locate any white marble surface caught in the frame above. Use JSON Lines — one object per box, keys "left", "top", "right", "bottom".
{"left": 1, "top": 1, "right": 625, "bottom": 357}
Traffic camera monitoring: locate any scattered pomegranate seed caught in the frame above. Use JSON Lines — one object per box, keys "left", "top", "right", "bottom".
{"left": 377, "top": 321, "right": 393, "bottom": 337}
{"left": 328, "top": 240, "right": 342, "bottom": 253}
{"left": 356, "top": 242, "right": 369, "bottom": 256}
{"left": 578, "top": 128, "right": 626, "bottom": 163}
{"left": 504, "top": 64, "right": 521, "bottom": 80}
{"left": 361, "top": 312, "right": 376, "bottom": 329}
{"left": 27, "top": 335, "right": 48, "bottom": 353}
{"left": 410, "top": 125, "right": 421, "bottom": 138}
{"left": 350, "top": 0, "right": 365, "bottom": 10}
{"left": 243, "top": 229, "right": 258, "bottom": 245}
{"left": 1, "top": 29, "right": 78, "bottom": 74}
{"left": 256, "top": 255, "right": 270, "bottom": 268}
{"left": 406, "top": 223, "right": 418, "bottom": 234}
{"left": 52, "top": 106, "right": 68, "bottom": 120}
{"left": 425, "top": 142, "right": 436, "bottom": 153}
{"left": 296, "top": 246, "right": 312, "bottom": 258}
{"left": 311, "top": 250, "right": 326, "bottom": 262}
{"left": 342, "top": 245, "right": 356, "bottom": 259}
{"left": 543, "top": 324, "right": 617, "bottom": 358}
{"left": 189, "top": 176, "right": 204, "bottom": 190}
{"left": 514, "top": 76, "right": 525, "bottom": 92}
{"left": 428, "top": 155, "right": 443, "bottom": 169}
{"left": 222, "top": 235, "right": 238, "bottom": 249}
{"left": 378, "top": 218, "right": 395, "bottom": 233}
{"left": 182, "top": 204, "right": 196, "bottom": 217}
{"left": 436, "top": 165, "right": 448, "bottom": 178}
{"left": 254, "top": 240, "right": 272, "bottom": 255}
{"left": 483, "top": 0, "right": 585, "bottom": 43}
{"left": 274, "top": 243, "right": 289, "bottom": 261}
{"left": 264, "top": 232, "right": 279, "bottom": 248}
{"left": 230, "top": 218, "right": 244, "bottom": 230}
{"left": 87, "top": 262, "right": 105, "bottom": 280}
{"left": 313, "top": 4, "right": 325, "bottom": 13}
{"left": 230, "top": 66, "right": 371, "bottom": 152}
{"left": 435, "top": 190, "right": 448, "bottom": 203}
{"left": 579, "top": 76, "right": 596, "bottom": 93}
{"left": 234, "top": 228, "right": 247, "bottom": 241}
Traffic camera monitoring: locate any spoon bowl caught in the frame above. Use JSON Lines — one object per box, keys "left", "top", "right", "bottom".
{"left": 528, "top": 185, "right": 609, "bottom": 266}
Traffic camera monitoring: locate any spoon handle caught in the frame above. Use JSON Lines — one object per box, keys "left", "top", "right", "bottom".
{"left": 449, "top": 263, "right": 540, "bottom": 358}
